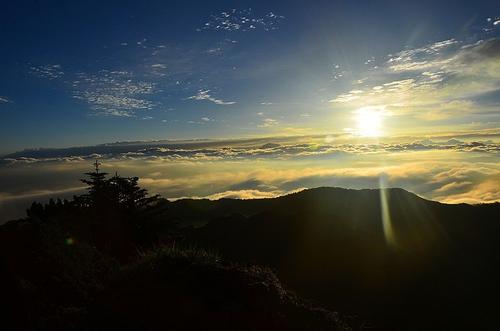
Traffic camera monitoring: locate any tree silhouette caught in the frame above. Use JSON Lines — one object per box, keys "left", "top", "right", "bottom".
{"left": 79, "top": 160, "right": 109, "bottom": 208}
{"left": 108, "top": 173, "right": 159, "bottom": 211}
{"left": 76, "top": 161, "right": 159, "bottom": 213}
{"left": 27, "top": 161, "right": 160, "bottom": 223}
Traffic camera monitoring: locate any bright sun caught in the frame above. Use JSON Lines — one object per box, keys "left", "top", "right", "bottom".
{"left": 355, "top": 106, "right": 384, "bottom": 137}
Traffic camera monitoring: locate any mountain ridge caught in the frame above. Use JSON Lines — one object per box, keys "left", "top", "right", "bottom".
{"left": 1, "top": 184, "right": 499, "bottom": 330}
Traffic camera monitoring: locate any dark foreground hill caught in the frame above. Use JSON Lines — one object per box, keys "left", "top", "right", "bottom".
{"left": 0, "top": 242, "right": 347, "bottom": 331}
{"left": 170, "top": 187, "right": 500, "bottom": 330}
{"left": 1, "top": 179, "right": 499, "bottom": 330}
{"left": 91, "top": 247, "right": 349, "bottom": 331}
{"left": 0, "top": 174, "right": 355, "bottom": 331}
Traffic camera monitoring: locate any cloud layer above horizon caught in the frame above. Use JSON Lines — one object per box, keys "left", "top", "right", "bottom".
{"left": 1, "top": 134, "right": 499, "bottom": 222}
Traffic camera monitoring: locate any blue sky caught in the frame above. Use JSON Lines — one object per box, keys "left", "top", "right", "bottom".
{"left": 0, "top": 0, "right": 499, "bottom": 153}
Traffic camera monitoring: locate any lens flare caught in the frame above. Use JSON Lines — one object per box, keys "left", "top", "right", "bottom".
{"left": 379, "top": 175, "right": 396, "bottom": 247}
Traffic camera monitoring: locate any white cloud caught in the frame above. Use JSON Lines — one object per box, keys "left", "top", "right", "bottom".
{"left": 30, "top": 64, "right": 64, "bottom": 80}
{"left": 202, "top": 189, "right": 281, "bottom": 200}
{"left": 199, "top": 9, "right": 284, "bottom": 32}
{"left": 0, "top": 96, "right": 11, "bottom": 103}
{"left": 72, "top": 70, "right": 156, "bottom": 116}
{"left": 329, "top": 93, "right": 361, "bottom": 103}
{"left": 3, "top": 134, "right": 499, "bottom": 166}
{"left": 330, "top": 38, "right": 500, "bottom": 120}
{"left": 206, "top": 47, "right": 222, "bottom": 54}
{"left": 259, "top": 118, "right": 279, "bottom": 127}
{"left": 187, "top": 90, "right": 236, "bottom": 105}
{"left": 2, "top": 144, "right": 499, "bottom": 207}
{"left": 386, "top": 39, "right": 459, "bottom": 72}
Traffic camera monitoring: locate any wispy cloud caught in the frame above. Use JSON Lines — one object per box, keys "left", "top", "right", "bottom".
{"left": 149, "top": 63, "right": 168, "bottom": 77}
{"left": 386, "top": 38, "right": 459, "bottom": 72}
{"left": 2, "top": 140, "right": 498, "bottom": 207}
{"left": 259, "top": 118, "right": 279, "bottom": 127}
{"left": 151, "top": 64, "right": 166, "bottom": 69}
{"left": 329, "top": 38, "right": 500, "bottom": 121}
{"left": 0, "top": 96, "right": 12, "bottom": 103}
{"left": 187, "top": 89, "right": 236, "bottom": 105}
{"left": 30, "top": 64, "right": 64, "bottom": 80}
{"left": 198, "top": 9, "right": 284, "bottom": 32}
{"left": 72, "top": 70, "right": 156, "bottom": 116}
{"left": 4, "top": 135, "right": 498, "bottom": 165}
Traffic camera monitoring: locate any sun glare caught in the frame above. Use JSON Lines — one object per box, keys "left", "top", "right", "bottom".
{"left": 355, "top": 106, "right": 384, "bottom": 137}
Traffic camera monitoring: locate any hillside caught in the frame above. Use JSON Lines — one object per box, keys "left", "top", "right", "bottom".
{"left": 1, "top": 184, "right": 499, "bottom": 330}
{"left": 168, "top": 188, "right": 500, "bottom": 330}
{"left": 90, "top": 247, "right": 350, "bottom": 331}
{"left": 0, "top": 175, "right": 356, "bottom": 330}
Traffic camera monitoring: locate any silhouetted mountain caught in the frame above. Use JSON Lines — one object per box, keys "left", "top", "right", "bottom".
{"left": 1, "top": 184, "right": 499, "bottom": 330}
{"left": 175, "top": 187, "right": 500, "bottom": 330}
{"left": 0, "top": 172, "right": 354, "bottom": 330}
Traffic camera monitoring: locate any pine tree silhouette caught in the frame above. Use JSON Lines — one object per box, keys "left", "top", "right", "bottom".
{"left": 76, "top": 160, "right": 159, "bottom": 212}
{"left": 79, "top": 160, "right": 109, "bottom": 208}
{"left": 108, "top": 173, "right": 159, "bottom": 211}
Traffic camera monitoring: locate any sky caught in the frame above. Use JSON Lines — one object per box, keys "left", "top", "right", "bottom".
{"left": 0, "top": 0, "right": 499, "bottom": 222}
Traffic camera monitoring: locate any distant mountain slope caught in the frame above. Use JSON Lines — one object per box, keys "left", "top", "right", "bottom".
{"left": 163, "top": 186, "right": 495, "bottom": 230}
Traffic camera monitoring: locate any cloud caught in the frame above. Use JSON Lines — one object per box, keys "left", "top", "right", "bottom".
{"left": 187, "top": 90, "right": 236, "bottom": 105}
{"left": 259, "top": 118, "right": 279, "bottom": 127}
{"left": 149, "top": 63, "right": 168, "bottom": 77}
{"left": 329, "top": 89, "right": 364, "bottom": 103}
{"left": 72, "top": 70, "right": 156, "bottom": 116}
{"left": 29, "top": 62, "right": 162, "bottom": 117}
{"left": 438, "top": 178, "right": 500, "bottom": 204}
{"left": 201, "top": 189, "right": 282, "bottom": 200}
{"left": 198, "top": 9, "right": 284, "bottom": 32}
{"left": 0, "top": 96, "right": 12, "bottom": 103}
{"left": 30, "top": 64, "right": 64, "bottom": 80}
{"left": 386, "top": 39, "right": 459, "bottom": 72}
{"left": 329, "top": 38, "right": 500, "bottom": 121}
{"left": 3, "top": 135, "right": 498, "bottom": 164}
{"left": 0, "top": 186, "right": 85, "bottom": 202}
{"left": 0, "top": 135, "right": 498, "bottom": 222}
{"left": 151, "top": 64, "right": 167, "bottom": 69}
{"left": 79, "top": 155, "right": 500, "bottom": 204}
